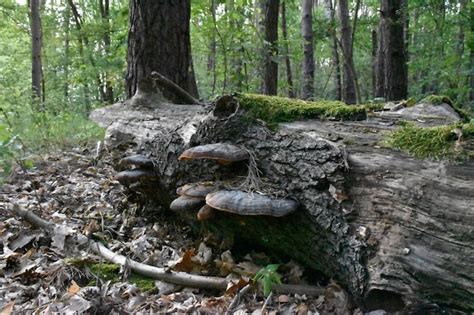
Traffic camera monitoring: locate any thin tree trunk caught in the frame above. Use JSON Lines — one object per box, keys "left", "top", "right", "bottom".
{"left": 229, "top": 1, "right": 244, "bottom": 91}
{"left": 263, "top": 0, "right": 279, "bottom": 95}
{"left": 375, "top": 16, "right": 385, "bottom": 98}
{"left": 382, "top": 0, "right": 408, "bottom": 101}
{"left": 301, "top": 0, "right": 314, "bottom": 100}
{"left": 281, "top": 1, "right": 294, "bottom": 98}
{"left": 100, "top": 0, "right": 113, "bottom": 103}
{"left": 125, "top": 0, "right": 198, "bottom": 102}
{"left": 325, "top": 0, "right": 341, "bottom": 101}
{"left": 208, "top": 0, "right": 217, "bottom": 95}
{"left": 470, "top": 2, "right": 474, "bottom": 102}
{"left": 29, "top": 0, "right": 43, "bottom": 104}
{"left": 337, "top": 0, "right": 356, "bottom": 104}
{"left": 371, "top": 29, "right": 377, "bottom": 98}
{"left": 63, "top": 2, "right": 70, "bottom": 100}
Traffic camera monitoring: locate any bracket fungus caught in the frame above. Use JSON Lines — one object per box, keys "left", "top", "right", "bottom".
{"left": 115, "top": 169, "right": 157, "bottom": 186}
{"left": 178, "top": 143, "right": 249, "bottom": 165}
{"left": 119, "top": 155, "right": 154, "bottom": 169}
{"left": 170, "top": 195, "right": 204, "bottom": 212}
{"left": 197, "top": 205, "right": 216, "bottom": 221}
{"left": 205, "top": 190, "right": 297, "bottom": 217}
{"left": 176, "top": 181, "right": 219, "bottom": 199}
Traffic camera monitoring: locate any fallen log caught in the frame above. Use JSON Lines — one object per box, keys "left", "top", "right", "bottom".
{"left": 90, "top": 94, "right": 474, "bottom": 313}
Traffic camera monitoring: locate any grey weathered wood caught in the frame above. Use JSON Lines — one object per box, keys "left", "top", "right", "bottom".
{"left": 90, "top": 97, "right": 473, "bottom": 312}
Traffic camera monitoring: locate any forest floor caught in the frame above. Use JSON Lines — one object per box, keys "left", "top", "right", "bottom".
{"left": 0, "top": 145, "right": 356, "bottom": 315}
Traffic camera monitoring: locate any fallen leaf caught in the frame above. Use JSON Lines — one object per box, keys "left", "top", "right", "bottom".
{"left": 278, "top": 295, "right": 290, "bottom": 303}
{"left": 225, "top": 278, "right": 249, "bottom": 296}
{"left": 172, "top": 249, "right": 197, "bottom": 272}
{"left": 68, "top": 280, "right": 81, "bottom": 296}
{"left": 0, "top": 301, "right": 15, "bottom": 315}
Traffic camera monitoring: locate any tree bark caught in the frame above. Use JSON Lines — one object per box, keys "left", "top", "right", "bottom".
{"left": 382, "top": 0, "right": 408, "bottom": 101}
{"left": 90, "top": 95, "right": 474, "bottom": 313}
{"left": 301, "top": 0, "right": 314, "bottom": 100}
{"left": 125, "top": 0, "right": 198, "bottom": 103}
{"left": 337, "top": 0, "right": 356, "bottom": 104}
{"left": 208, "top": 0, "right": 217, "bottom": 95}
{"left": 63, "top": 3, "right": 70, "bottom": 101}
{"left": 470, "top": 2, "right": 474, "bottom": 102}
{"left": 99, "top": 0, "right": 113, "bottom": 103}
{"left": 371, "top": 29, "right": 377, "bottom": 98}
{"left": 325, "top": 0, "right": 341, "bottom": 101}
{"left": 29, "top": 0, "right": 43, "bottom": 103}
{"left": 263, "top": 0, "right": 279, "bottom": 95}
{"left": 281, "top": 1, "right": 294, "bottom": 98}
{"left": 375, "top": 17, "right": 385, "bottom": 98}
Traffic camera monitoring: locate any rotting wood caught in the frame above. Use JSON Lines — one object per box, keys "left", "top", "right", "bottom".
{"left": 90, "top": 95, "right": 474, "bottom": 312}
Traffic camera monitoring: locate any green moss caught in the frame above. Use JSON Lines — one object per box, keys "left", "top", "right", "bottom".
{"left": 236, "top": 93, "right": 367, "bottom": 125}
{"left": 421, "top": 95, "right": 454, "bottom": 106}
{"left": 387, "top": 121, "right": 474, "bottom": 160}
{"left": 362, "top": 103, "right": 385, "bottom": 112}
{"left": 421, "top": 94, "right": 471, "bottom": 122}
{"left": 87, "top": 263, "right": 156, "bottom": 292}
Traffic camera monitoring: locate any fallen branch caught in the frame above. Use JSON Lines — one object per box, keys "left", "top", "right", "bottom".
{"left": 10, "top": 204, "right": 325, "bottom": 296}
{"left": 150, "top": 71, "right": 203, "bottom": 105}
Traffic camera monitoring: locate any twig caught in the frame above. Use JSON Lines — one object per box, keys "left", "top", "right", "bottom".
{"left": 150, "top": 71, "right": 203, "bottom": 105}
{"left": 10, "top": 205, "right": 326, "bottom": 296}
{"left": 226, "top": 284, "right": 252, "bottom": 315}
{"left": 261, "top": 291, "right": 273, "bottom": 313}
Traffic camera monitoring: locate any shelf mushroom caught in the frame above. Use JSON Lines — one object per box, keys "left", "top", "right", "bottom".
{"left": 115, "top": 169, "right": 157, "bottom": 186}
{"left": 178, "top": 143, "right": 249, "bottom": 165}
{"left": 176, "top": 181, "right": 219, "bottom": 199}
{"left": 197, "top": 205, "right": 215, "bottom": 221}
{"left": 205, "top": 190, "right": 297, "bottom": 217}
{"left": 119, "top": 155, "right": 154, "bottom": 169}
{"left": 170, "top": 195, "right": 204, "bottom": 212}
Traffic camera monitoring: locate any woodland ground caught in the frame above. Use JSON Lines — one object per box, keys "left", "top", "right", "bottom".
{"left": 0, "top": 145, "right": 358, "bottom": 314}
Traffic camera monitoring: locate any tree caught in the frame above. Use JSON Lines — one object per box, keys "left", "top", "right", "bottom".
{"left": 29, "top": 0, "right": 43, "bottom": 103}
{"left": 301, "top": 0, "right": 314, "bottom": 100}
{"left": 125, "top": 0, "right": 198, "bottom": 102}
{"left": 337, "top": 0, "right": 356, "bottom": 104}
{"left": 263, "top": 0, "right": 279, "bottom": 95}
{"left": 281, "top": 1, "right": 294, "bottom": 98}
{"left": 325, "top": 0, "right": 341, "bottom": 101}
{"left": 378, "top": 0, "right": 407, "bottom": 101}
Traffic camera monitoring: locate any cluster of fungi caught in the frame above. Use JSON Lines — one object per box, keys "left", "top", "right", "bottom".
{"left": 115, "top": 143, "right": 298, "bottom": 221}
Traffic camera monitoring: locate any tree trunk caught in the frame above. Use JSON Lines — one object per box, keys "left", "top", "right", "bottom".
{"left": 90, "top": 95, "right": 474, "bottom": 313}
{"left": 29, "top": 0, "right": 43, "bottom": 103}
{"left": 281, "top": 1, "right": 294, "bottom": 98}
{"left": 470, "top": 2, "right": 474, "bottom": 102}
{"left": 263, "top": 0, "right": 279, "bottom": 96}
{"left": 371, "top": 29, "right": 377, "bottom": 98}
{"left": 125, "top": 0, "right": 198, "bottom": 103}
{"left": 375, "top": 18, "right": 385, "bottom": 98}
{"left": 301, "top": 0, "right": 314, "bottom": 100}
{"left": 208, "top": 0, "right": 217, "bottom": 95}
{"left": 382, "top": 0, "right": 407, "bottom": 101}
{"left": 325, "top": 0, "right": 341, "bottom": 101}
{"left": 100, "top": 0, "right": 113, "bottom": 103}
{"left": 63, "top": 3, "right": 70, "bottom": 101}
{"left": 337, "top": 0, "right": 356, "bottom": 104}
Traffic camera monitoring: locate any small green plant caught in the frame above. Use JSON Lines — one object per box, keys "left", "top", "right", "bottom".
{"left": 252, "top": 264, "right": 282, "bottom": 296}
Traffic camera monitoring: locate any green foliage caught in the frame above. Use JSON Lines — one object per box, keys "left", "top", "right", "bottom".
{"left": 387, "top": 121, "right": 474, "bottom": 160}
{"left": 237, "top": 93, "right": 367, "bottom": 125}
{"left": 252, "top": 264, "right": 282, "bottom": 297}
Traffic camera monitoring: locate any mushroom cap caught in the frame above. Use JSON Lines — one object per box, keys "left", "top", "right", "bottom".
{"left": 197, "top": 205, "right": 215, "bottom": 221}
{"left": 178, "top": 143, "right": 249, "bottom": 165}
{"left": 119, "top": 155, "right": 154, "bottom": 169}
{"left": 176, "top": 181, "right": 218, "bottom": 199}
{"left": 115, "top": 169, "right": 156, "bottom": 185}
{"left": 205, "top": 190, "right": 297, "bottom": 217}
{"left": 170, "top": 195, "right": 204, "bottom": 212}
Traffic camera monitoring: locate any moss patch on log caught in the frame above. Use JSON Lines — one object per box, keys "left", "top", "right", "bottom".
{"left": 87, "top": 263, "right": 156, "bottom": 292}
{"left": 387, "top": 120, "right": 474, "bottom": 160}
{"left": 236, "top": 93, "right": 367, "bottom": 125}
{"left": 421, "top": 94, "right": 471, "bottom": 122}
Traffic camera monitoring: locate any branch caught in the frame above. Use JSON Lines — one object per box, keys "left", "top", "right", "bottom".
{"left": 150, "top": 71, "right": 203, "bottom": 105}
{"left": 10, "top": 205, "right": 325, "bottom": 296}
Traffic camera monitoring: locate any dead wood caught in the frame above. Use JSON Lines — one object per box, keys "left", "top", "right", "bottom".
{"left": 151, "top": 71, "right": 203, "bottom": 105}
